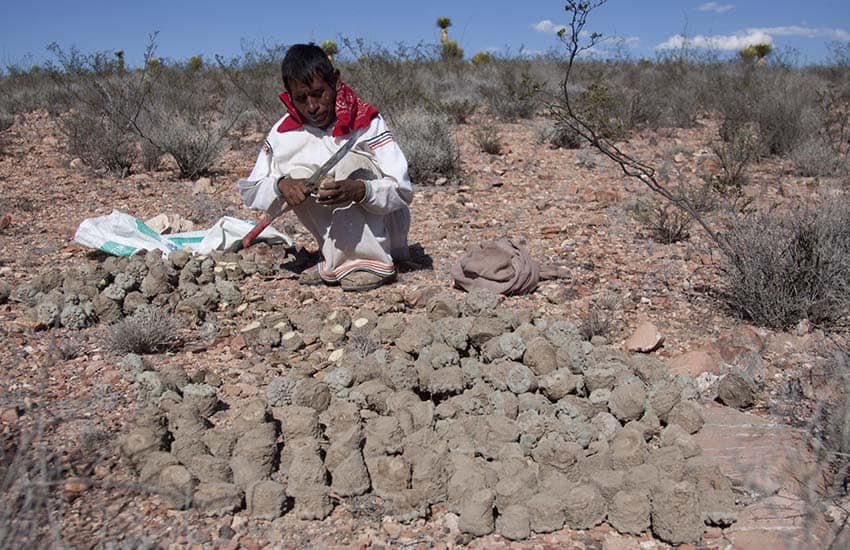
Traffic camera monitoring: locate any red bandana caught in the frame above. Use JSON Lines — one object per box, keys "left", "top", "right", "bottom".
{"left": 277, "top": 81, "right": 379, "bottom": 137}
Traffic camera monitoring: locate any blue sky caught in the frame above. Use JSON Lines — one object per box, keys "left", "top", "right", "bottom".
{"left": 1, "top": 1, "right": 848, "bottom": 69}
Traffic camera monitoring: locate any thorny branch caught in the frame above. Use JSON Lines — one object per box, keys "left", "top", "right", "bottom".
{"left": 548, "top": 0, "right": 734, "bottom": 259}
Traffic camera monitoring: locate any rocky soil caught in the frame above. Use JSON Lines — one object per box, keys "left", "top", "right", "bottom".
{"left": 1, "top": 110, "right": 848, "bottom": 548}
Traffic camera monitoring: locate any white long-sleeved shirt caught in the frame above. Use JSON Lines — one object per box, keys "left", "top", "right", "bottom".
{"left": 238, "top": 114, "right": 413, "bottom": 216}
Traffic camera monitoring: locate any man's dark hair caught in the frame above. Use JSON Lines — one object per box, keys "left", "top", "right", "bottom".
{"left": 281, "top": 43, "right": 336, "bottom": 91}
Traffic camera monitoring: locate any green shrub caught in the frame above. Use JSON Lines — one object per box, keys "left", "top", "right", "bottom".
{"left": 186, "top": 55, "right": 204, "bottom": 71}
{"left": 631, "top": 200, "right": 693, "bottom": 244}
{"left": 394, "top": 109, "right": 459, "bottom": 183}
{"left": 441, "top": 40, "right": 464, "bottom": 61}
{"left": 471, "top": 52, "right": 493, "bottom": 65}
{"left": 576, "top": 82, "right": 625, "bottom": 140}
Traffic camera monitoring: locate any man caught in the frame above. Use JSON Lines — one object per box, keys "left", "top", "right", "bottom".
{"left": 238, "top": 43, "right": 412, "bottom": 292}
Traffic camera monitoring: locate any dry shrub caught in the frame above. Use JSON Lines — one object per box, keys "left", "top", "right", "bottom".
{"left": 0, "top": 111, "right": 13, "bottom": 132}
{"left": 579, "top": 308, "right": 613, "bottom": 342}
{"left": 135, "top": 70, "right": 244, "bottom": 180}
{"left": 631, "top": 200, "right": 692, "bottom": 244}
{"left": 711, "top": 123, "right": 759, "bottom": 191}
{"left": 721, "top": 195, "right": 850, "bottom": 328}
{"left": 104, "top": 306, "right": 180, "bottom": 355}
{"left": 394, "top": 109, "right": 459, "bottom": 183}
{"left": 791, "top": 136, "right": 846, "bottom": 177}
{"left": 472, "top": 123, "right": 501, "bottom": 154}
{"left": 62, "top": 106, "right": 136, "bottom": 175}
{"left": 340, "top": 39, "right": 434, "bottom": 116}
{"left": 536, "top": 121, "right": 582, "bottom": 149}
{"left": 0, "top": 418, "right": 67, "bottom": 548}
{"left": 476, "top": 59, "right": 538, "bottom": 122}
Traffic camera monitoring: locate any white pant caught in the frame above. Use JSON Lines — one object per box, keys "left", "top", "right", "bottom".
{"left": 291, "top": 154, "right": 410, "bottom": 282}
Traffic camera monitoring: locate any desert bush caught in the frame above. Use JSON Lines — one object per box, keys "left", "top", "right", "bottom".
{"left": 441, "top": 41, "right": 464, "bottom": 61}
{"left": 721, "top": 195, "right": 850, "bottom": 328}
{"left": 631, "top": 199, "right": 693, "bottom": 244}
{"left": 186, "top": 55, "right": 204, "bottom": 71}
{"left": 394, "top": 109, "right": 459, "bottom": 183}
{"left": 791, "top": 136, "right": 846, "bottom": 177}
{"left": 707, "top": 65, "right": 818, "bottom": 156}
{"left": 134, "top": 66, "right": 245, "bottom": 179}
{"left": 711, "top": 123, "right": 759, "bottom": 192}
{"left": 104, "top": 305, "right": 180, "bottom": 354}
{"left": 139, "top": 138, "right": 162, "bottom": 172}
{"left": 47, "top": 43, "right": 178, "bottom": 176}
{"left": 437, "top": 98, "right": 476, "bottom": 124}
{"left": 476, "top": 59, "right": 538, "bottom": 122}
{"left": 575, "top": 82, "right": 626, "bottom": 140}
{"left": 215, "top": 40, "right": 288, "bottom": 129}
{"left": 62, "top": 105, "right": 136, "bottom": 175}
{"left": 537, "top": 121, "right": 581, "bottom": 149}
{"left": 340, "top": 39, "right": 435, "bottom": 119}
{"left": 472, "top": 123, "right": 501, "bottom": 154}
{"left": 471, "top": 52, "right": 493, "bottom": 65}
{"left": 0, "top": 111, "right": 12, "bottom": 154}
{"left": 815, "top": 87, "right": 850, "bottom": 162}
{"left": 0, "top": 111, "right": 13, "bottom": 132}
{"left": 579, "top": 307, "right": 613, "bottom": 342}
{"left": 0, "top": 418, "right": 67, "bottom": 548}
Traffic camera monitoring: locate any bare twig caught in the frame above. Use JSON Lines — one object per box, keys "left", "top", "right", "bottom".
{"left": 546, "top": 0, "right": 733, "bottom": 258}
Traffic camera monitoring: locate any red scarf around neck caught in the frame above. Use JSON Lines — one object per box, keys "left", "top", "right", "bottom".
{"left": 277, "top": 80, "right": 379, "bottom": 137}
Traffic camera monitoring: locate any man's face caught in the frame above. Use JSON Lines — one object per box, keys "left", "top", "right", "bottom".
{"left": 287, "top": 74, "right": 336, "bottom": 129}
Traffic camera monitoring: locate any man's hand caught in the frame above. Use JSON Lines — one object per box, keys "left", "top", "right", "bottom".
{"left": 276, "top": 177, "right": 312, "bottom": 207}
{"left": 316, "top": 179, "right": 367, "bottom": 206}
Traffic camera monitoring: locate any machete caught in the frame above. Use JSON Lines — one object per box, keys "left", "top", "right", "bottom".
{"left": 241, "top": 135, "right": 359, "bottom": 249}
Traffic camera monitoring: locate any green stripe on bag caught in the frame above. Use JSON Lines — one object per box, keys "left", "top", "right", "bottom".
{"left": 100, "top": 241, "right": 138, "bottom": 256}
{"left": 135, "top": 219, "right": 163, "bottom": 241}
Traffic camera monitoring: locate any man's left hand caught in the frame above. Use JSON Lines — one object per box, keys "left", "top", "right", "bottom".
{"left": 316, "top": 179, "right": 367, "bottom": 206}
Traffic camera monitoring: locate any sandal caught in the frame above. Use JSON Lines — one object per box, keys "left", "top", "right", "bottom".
{"left": 340, "top": 270, "right": 395, "bottom": 292}
{"left": 298, "top": 267, "right": 325, "bottom": 286}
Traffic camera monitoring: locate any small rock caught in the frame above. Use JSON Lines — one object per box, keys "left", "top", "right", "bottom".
{"left": 717, "top": 372, "right": 757, "bottom": 409}
{"left": 624, "top": 322, "right": 664, "bottom": 353}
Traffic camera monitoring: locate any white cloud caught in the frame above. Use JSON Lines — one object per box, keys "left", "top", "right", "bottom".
{"left": 655, "top": 25, "right": 850, "bottom": 51}
{"left": 697, "top": 2, "right": 735, "bottom": 13}
{"left": 532, "top": 20, "right": 566, "bottom": 35}
{"left": 760, "top": 25, "right": 850, "bottom": 41}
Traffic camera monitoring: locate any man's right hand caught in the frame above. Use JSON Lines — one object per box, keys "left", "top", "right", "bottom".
{"left": 276, "top": 177, "right": 311, "bottom": 207}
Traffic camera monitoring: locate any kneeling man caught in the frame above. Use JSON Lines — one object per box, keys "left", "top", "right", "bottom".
{"left": 238, "top": 43, "right": 412, "bottom": 291}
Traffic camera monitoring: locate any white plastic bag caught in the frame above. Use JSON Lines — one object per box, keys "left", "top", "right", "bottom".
{"left": 74, "top": 210, "right": 292, "bottom": 257}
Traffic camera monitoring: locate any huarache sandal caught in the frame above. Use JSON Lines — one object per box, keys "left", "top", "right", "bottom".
{"left": 340, "top": 270, "right": 394, "bottom": 292}
{"left": 298, "top": 267, "right": 325, "bottom": 286}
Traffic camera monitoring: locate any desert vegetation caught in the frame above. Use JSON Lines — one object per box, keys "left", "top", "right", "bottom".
{"left": 2, "top": 4, "right": 850, "bottom": 546}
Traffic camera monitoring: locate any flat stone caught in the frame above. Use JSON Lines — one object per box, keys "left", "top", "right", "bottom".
{"left": 624, "top": 322, "right": 664, "bottom": 353}
{"left": 693, "top": 404, "right": 821, "bottom": 498}
{"left": 725, "top": 490, "right": 841, "bottom": 549}
{"left": 666, "top": 349, "right": 721, "bottom": 377}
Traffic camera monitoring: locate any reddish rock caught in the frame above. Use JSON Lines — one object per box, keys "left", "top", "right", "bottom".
{"left": 694, "top": 404, "right": 821, "bottom": 497}
{"left": 624, "top": 322, "right": 664, "bottom": 353}
{"left": 725, "top": 491, "right": 840, "bottom": 549}
{"left": 666, "top": 349, "right": 721, "bottom": 377}
{"left": 716, "top": 325, "right": 765, "bottom": 353}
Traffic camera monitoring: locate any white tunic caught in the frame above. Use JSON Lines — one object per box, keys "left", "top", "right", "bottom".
{"left": 238, "top": 113, "right": 413, "bottom": 281}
